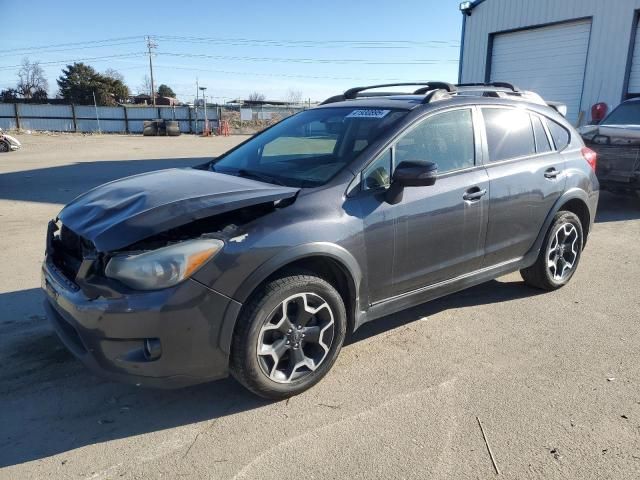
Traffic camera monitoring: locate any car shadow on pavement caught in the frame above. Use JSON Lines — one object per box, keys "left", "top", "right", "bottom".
{"left": 349, "top": 278, "right": 541, "bottom": 344}
{"left": 0, "top": 277, "right": 541, "bottom": 468}
{"left": 595, "top": 191, "right": 640, "bottom": 223}
{"left": 0, "top": 156, "right": 212, "bottom": 205}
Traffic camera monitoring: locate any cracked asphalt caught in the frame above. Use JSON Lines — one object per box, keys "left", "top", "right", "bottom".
{"left": 1, "top": 133, "right": 639, "bottom": 479}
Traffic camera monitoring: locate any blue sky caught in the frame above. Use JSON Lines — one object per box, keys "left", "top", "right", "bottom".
{"left": 0, "top": 0, "right": 463, "bottom": 102}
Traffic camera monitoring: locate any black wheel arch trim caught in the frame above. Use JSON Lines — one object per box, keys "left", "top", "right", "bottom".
{"left": 524, "top": 188, "right": 594, "bottom": 266}
{"left": 218, "top": 242, "right": 363, "bottom": 355}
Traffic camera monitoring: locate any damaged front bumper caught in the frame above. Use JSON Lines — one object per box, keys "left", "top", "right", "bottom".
{"left": 42, "top": 256, "right": 242, "bottom": 388}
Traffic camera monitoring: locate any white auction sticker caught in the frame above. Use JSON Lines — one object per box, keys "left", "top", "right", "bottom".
{"left": 346, "top": 109, "right": 390, "bottom": 119}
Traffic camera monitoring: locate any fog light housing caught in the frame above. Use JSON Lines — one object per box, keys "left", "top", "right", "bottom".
{"left": 143, "top": 338, "right": 162, "bottom": 361}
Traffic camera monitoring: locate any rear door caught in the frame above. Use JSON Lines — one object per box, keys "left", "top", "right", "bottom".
{"left": 480, "top": 107, "right": 566, "bottom": 266}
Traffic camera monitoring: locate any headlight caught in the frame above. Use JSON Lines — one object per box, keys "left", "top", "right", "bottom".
{"left": 105, "top": 238, "right": 224, "bottom": 290}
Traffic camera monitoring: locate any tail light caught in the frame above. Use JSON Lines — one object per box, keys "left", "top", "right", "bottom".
{"left": 591, "top": 102, "right": 608, "bottom": 123}
{"left": 581, "top": 146, "right": 597, "bottom": 171}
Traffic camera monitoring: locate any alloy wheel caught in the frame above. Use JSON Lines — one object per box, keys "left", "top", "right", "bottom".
{"left": 547, "top": 223, "right": 579, "bottom": 281}
{"left": 256, "top": 292, "right": 335, "bottom": 383}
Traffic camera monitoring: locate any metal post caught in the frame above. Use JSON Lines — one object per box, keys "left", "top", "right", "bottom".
{"left": 122, "top": 105, "right": 129, "bottom": 134}
{"left": 71, "top": 104, "right": 78, "bottom": 132}
{"left": 195, "top": 79, "right": 199, "bottom": 134}
{"left": 199, "top": 85, "right": 207, "bottom": 135}
{"left": 187, "top": 105, "right": 193, "bottom": 134}
{"left": 14, "top": 103, "right": 20, "bottom": 130}
{"left": 203, "top": 95, "right": 208, "bottom": 132}
{"left": 93, "top": 91, "right": 101, "bottom": 134}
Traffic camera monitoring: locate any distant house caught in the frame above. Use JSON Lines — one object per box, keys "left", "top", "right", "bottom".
{"left": 131, "top": 94, "right": 179, "bottom": 106}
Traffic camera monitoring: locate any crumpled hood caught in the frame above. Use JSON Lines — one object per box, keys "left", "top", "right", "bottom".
{"left": 58, "top": 168, "right": 299, "bottom": 252}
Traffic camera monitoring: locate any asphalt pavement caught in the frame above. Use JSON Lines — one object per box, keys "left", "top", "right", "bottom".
{"left": 1, "top": 133, "right": 639, "bottom": 480}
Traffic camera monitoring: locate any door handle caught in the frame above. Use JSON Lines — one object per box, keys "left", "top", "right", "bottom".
{"left": 544, "top": 167, "right": 560, "bottom": 179}
{"left": 463, "top": 187, "right": 487, "bottom": 201}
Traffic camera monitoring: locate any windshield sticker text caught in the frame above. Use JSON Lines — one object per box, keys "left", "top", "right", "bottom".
{"left": 346, "top": 109, "right": 390, "bottom": 119}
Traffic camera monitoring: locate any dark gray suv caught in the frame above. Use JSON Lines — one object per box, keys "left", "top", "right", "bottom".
{"left": 42, "top": 82, "right": 599, "bottom": 398}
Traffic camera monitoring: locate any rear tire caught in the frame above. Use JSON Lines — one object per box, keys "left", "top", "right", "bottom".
{"left": 520, "top": 211, "right": 583, "bottom": 291}
{"left": 230, "top": 273, "right": 346, "bottom": 399}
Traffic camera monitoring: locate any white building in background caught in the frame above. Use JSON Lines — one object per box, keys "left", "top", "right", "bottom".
{"left": 458, "top": 0, "right": 640, "bottom": 124}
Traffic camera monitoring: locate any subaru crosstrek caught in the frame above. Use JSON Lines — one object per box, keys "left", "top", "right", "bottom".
{"left": 42, "top": 82, "right": 599, "bottom": 399}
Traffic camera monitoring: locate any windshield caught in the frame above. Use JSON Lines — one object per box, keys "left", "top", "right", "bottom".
{"left": 211, "top": 107, "right": 407, "bottom": 187}
{"left": 601, "top": 102, "right": 640, "bottom": 126}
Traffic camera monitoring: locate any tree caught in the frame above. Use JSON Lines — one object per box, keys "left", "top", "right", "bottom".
{"left": 248, "top": 91, "right": 266, "bottom": 103}
{"left": 157, "top": 84, "right": 175, "bottom": 98}
{"left": 285, "top": 88, "right": 303, "bottom": 106}
{"left": 138, "top": 75, "right": 152, "bottom": 96}
{"left": 17, "top": 58, "right": 48, "bottom": 99}
{"left": 31, "top": 88, "right": 48, "bottom": 102}
{"left": 104, "top": 68, "right": 125, "bottom": 83}
{"left": 57, "top": 62, "right": 129, "bottom": 105}
{"left": 1, "top": 88, "right": 19, "bottom": 102}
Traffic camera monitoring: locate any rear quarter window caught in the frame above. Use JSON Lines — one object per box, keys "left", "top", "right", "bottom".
{"left": 545, "top": 119, "right": 570, "bottom": 151}
{"left": 482, "top": 108, "right": 536, "bottom": 162}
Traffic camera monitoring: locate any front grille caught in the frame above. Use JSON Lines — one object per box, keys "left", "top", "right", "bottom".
{"left": 51, "top": 225, "right": 85, "bottom": 282}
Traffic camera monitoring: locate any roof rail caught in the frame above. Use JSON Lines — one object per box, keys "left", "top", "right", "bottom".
{"left": 421, "top": 89, "right": 452, "bottom": 104}
{"left": 456, "top": 82, "right": 520, "bottom": 92}
{"left": 320, "top": 82, "right": 457, "bottom": 105}
{"left": 344, "top": 82, "right": 456, "bottom": 99}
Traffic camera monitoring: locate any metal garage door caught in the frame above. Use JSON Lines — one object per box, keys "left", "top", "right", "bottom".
{"left": 627, "top": 20, "right": 640, "bottom": 96}
{"left": 489, "top": 19, "right": 592, "bottom": 124}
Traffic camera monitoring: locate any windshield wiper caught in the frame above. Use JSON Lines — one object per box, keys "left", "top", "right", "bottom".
{"left": 235, "top": 169, "right": 286, "bottom": 186}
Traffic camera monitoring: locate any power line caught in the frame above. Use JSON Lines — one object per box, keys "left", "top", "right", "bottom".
{"left": 158, "top": 51, "right": 458, "bottom": 65}
{"left": 153, "top": 64, "right": 412, "bottom": 82}
{"left": 0, "top": 34, "right": 459, "bottom": 57}
{"left": 0, "top": 36, "right": 144, "bottom": 54}
{"left": 0, "top": 53, "right": 147, "bottom": 70}
{"left": 154, "top": 34, "right": 460, "bottom": 49}
{"left": 0, "top": 40, "right": 143, "bottom": 58}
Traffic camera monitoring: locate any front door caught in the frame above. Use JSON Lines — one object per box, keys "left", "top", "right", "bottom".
{"left": 391, "top": 108, "right": 490, "bottom": 296}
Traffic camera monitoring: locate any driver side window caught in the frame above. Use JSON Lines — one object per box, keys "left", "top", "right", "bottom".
{"left": 395, "top": 109, "right": 475, "bottom": 173}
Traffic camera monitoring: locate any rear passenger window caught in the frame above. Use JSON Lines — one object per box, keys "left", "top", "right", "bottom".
{"left": 546, "top": 119, "right": 570, "bottom": 151}
{"left": 482, "top": 108, "right": 536, "bottom": 162}
{"left": 531, "top": 115, "right": 552, "bottom": 153}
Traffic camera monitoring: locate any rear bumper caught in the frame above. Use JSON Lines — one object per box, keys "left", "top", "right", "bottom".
{"left": 42, "top": 258, "right": 242, "bottom": 388}
{"left": 596, "top": 175, "right": 640, "bottom": 191}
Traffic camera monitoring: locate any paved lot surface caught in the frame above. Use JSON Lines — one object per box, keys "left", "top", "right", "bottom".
{"left": 1, "top": 134, "right": 639, "bottom": 480}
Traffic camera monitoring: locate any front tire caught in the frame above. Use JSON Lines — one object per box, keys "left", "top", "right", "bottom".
{"left": 0, "top": 141, "right": 9, "bottom": 153}
{"left": 520, "top": 211, "right": 584, "bottom": 290}
{"left": 230, "top": 273, "right": 347, "bottom": 399}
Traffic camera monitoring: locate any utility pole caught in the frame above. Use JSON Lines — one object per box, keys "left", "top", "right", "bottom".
{"left": 195, "top": 78, "right": 199, "bottom": 134}
{"left": 199, "top": 86, "right": 208, "bottom": 136}
{"left": 146, "top": 36, "right": 157, "bottom": 106}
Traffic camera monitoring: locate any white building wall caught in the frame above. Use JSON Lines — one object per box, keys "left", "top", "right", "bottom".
{"left": 460, "top": 0, "right": 640, "bottom": 123}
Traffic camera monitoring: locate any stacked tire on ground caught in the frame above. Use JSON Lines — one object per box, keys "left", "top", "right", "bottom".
{"left": 143, "top": 120, "right": 180, "bottom": 136}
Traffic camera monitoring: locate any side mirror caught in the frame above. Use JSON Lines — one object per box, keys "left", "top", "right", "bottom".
{"left": 393, "top": 160, "right": 438, "bottom": 187}
{"left": 386, "top": 160, "right": 438, "bottom": 204}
